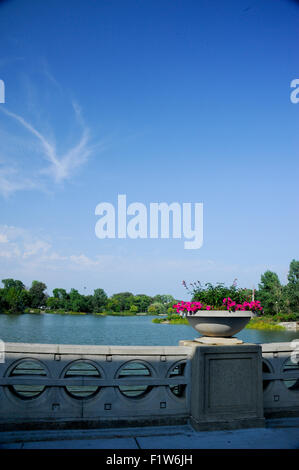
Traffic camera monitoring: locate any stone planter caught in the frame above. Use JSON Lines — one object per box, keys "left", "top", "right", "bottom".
{"left": 186, "top": 311, "right": 252, "bottom": 337}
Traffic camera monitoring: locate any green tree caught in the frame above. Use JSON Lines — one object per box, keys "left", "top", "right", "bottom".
{"left": 52, "top": 288, "right": 70, "bottom": 310}
{"left": 1, "top": 278, "right": 28, "bottom": 314}
{"left": 286, "top": 259, "right": 299, "bottom": 313}
{"left": 69, "top": 289, "right": 87, "bottom": 312}
{"left": 46, "top": 296, "right": 61, "bottom": 310}
{"left": 53, "top": 288, "right": 68, "bottom": 300}
{"left": 84, "top": 295, "right": 95, "bottom": 313}
{"left": 131, "top": 294, "right": 153, "bottom": 312}
{"left": 109, "top": 292, "right": 135, "bottom": 311}
{"left": 2, "top": 279, "right": 25, "bottom": 291}
{"left": 92, "top": 288, "right": 108, "bottom": 313}
{"left": 0, "top": 288, "right": 8, "bottom": 313}
{"left": 153, "top": 294, "right": 176, "bottom": 307}
{"left": 29, "top": 281, "right": 47, "bottom": 308}
{"left": 147, "top": 302, "right": 166, "bottom": 315}
{"left": 129, "top": 304, "right": 138, "bottom": 313}
{"left": 256, "top": 271, "right": 284, "bottom": 315}
{"left": 3, "top": 288, "right": 29, "bottom": 314}
{"left": 106, "top": 298, "right": 121, "bottom": 312}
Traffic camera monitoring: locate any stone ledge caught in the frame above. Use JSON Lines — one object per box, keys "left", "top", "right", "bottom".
{"left": 194, "top": 336, "right": 244, "bottom": 345}
{"left": 190, "top": 416, "right": 266, "bottom": 432}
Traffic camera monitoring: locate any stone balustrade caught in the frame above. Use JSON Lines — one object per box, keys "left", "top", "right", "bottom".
{"left": 0, "top": 341, "right": 298, "bottom": 431}
{"left": 262, "top": 342, "right": 299, "bottom": 417}
{"left": 0, "top": 343, "right": 191, "bottom": 430}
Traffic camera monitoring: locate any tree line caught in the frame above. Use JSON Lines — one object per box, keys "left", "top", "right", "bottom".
{"left": 0, "top": 279, "right": 176, "bottom": 315}
{"left": 0, "top": 259, "right": 298, "bottom": 317}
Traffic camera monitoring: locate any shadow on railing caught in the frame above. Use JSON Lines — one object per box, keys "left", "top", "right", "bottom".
{"left": 0, "top": 344, "right": 192, "bottom": 430}
{"left": 0, "top": 342, "right": 298, "bottom": 430}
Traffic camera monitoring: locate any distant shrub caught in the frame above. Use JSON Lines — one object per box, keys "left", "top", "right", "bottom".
{"left": 147, "top": 302, "right": 166, "bottom": 315}
{"left": 130, "top": 305, "right": 138, "bottom": 313}
{"left": 274, "top": 312, "right": 299, "bottom": 322}
{"left": 24, "top": 308, "right": 41, "bottom": 314}
{"left": 99, "top": 310, "right": 135, "bottom": 316}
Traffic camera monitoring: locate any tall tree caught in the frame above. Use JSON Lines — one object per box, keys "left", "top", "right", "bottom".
{"left": 153, "top": 295, "right": 175, "bottom": 306}
{"left": 2, "top": 279, "right": 25, "bottom": 291}
{"left": 0, "top": 288, "right": 7, "bottom": 313}
{"left": 287, "top": 259, "right": 299, "bottom": 312}
{"left": 257, "top": 271, "right": 284, "bottom": 315}
{"left": 29, "top": 281, "right": 47, "bottom": 308}
{"left": 147, "top": 302, "right": 167, "bottom": 315}
{"left": 109, "top": 292, "right": 134, "bottom": 311}
{"left": 131, "top": 294, "right": 153, "bottom": 312}
{"left": 1, "top": 279, "right": 28, "bottom": 314}
{"left": 69, "top": 289, "right": 87, "bottom": 312}
{"left": 92, "top": 288, "right": 108, "bottom": 312}
{"left": 52, "top": 288, "right": 70, "bottom": 309}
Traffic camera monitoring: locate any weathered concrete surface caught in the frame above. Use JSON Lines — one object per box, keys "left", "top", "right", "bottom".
{"left": 181, "top": 342, "right": 265, "bottom": 431}
{"left": 262, "top": 342, "right": 299, "bottom": 417}
{"left": 1, "top": 341, "right": 298, "bottom": 433}
{"left": 0, "top": 342, "right": 192, "bottom": 430}
{"left": 186, "top": 312, "right": 252, "bottom": 337}
{"left": 0, "top": 418, "right": 298, "bottom": 449}
{"left": 193, "top": 337, "right": 244, "bottom": 345}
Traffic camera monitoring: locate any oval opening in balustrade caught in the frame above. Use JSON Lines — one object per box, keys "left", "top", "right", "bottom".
{"left": 262, "top": 360, "right": 272, "bottom": 391}
{"left": 8, "top": 359, "right": 47, "bottom": 400}
{"left": 168, "top": 361, "right": 187, "bottom": 398}
{"left": 282, "top": 357, "right": 299, "bottom": 391}
{"left": 117, "top": 361, "right": 152, "bottom": 399}
{"left": 64, "top": 361, "right": 101, "bottom": 399}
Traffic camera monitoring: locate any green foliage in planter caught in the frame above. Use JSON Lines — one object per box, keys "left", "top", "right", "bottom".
{"left": 185, "top": 281, "right": 252, "bottom": 308}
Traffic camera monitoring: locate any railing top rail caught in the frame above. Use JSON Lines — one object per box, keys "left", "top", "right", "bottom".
{"left": 1, "top": 341, "right": 296, "bottom": 355}
{"left": 261, "top": 342, "right": 297, "bottom": 353}
{"left": 2, "top": 342, "right": 193, "bottom": 356}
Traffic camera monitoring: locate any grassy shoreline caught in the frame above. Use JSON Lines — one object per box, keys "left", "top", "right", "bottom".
{"left": 0, "top": 308, "right": 154, "bottom": 317}
{"left": 152, "top": 315, "right": 291, "bottom": 331}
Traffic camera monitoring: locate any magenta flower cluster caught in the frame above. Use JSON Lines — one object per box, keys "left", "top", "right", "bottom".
{"left": 173, "top": 298, "right": 263, "bottom": 315}
{"left": 223, "top": 298, "right": 263, "bottom": 312}
{"left": 173, "top": 301, "right": 212, "bottom": 314}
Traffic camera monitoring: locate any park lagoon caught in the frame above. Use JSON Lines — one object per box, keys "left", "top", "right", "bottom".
{"left": 0, "top": 312, "right": 298, "bottom": 347}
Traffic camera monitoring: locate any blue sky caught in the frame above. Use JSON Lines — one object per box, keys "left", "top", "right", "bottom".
{"left": 0, "top": 0, "right": 298, "bottom": 299}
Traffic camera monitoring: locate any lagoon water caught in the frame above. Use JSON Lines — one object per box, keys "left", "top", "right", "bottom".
{"left": 0, "top": 313, "right": 298, "bottom": 346}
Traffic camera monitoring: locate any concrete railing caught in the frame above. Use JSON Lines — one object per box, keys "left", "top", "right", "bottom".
{"left": 0, "top": 343, "right": 192, "bottom": 430}
{"left": 0, "top": 341, "right": 298, "bottom": 431}
{"left": 262, "top": 342, "right": 299, "bottom": 417}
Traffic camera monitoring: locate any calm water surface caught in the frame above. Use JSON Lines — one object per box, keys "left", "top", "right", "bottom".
{"left": 0, "top": 313, "right": 298, "bottom": 345}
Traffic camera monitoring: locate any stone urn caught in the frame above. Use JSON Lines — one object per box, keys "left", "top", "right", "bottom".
{"left": 186, "top": 311, "right": 252, "bottom": 338}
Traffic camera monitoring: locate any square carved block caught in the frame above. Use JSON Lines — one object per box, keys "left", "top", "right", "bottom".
{"left": 190, "top": 344, "right": 265, "bottom": 431}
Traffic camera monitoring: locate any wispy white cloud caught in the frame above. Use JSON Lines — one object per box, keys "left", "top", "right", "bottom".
{"left": 0, "top": 225, "right": 99, "bottom": 269}
{"left": 69, "top": 254, "right": 101, "bottom": 267}
{"left": 0, "top": 62, "right": 100, "bottom": 197}
{"left": 0, "top": 106, "right": 92, "bottom": 184}
{"left": 0, "top": 233, "right": 8, "bottom": 243}
{"left": 23, "top": 240, "right": 52, "bottom": 259}
{"left": 41, "top": 59, "right": 63, "bottom": 92}
{"left": 0, "top": 165, "right": 42, "bottom": 198}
